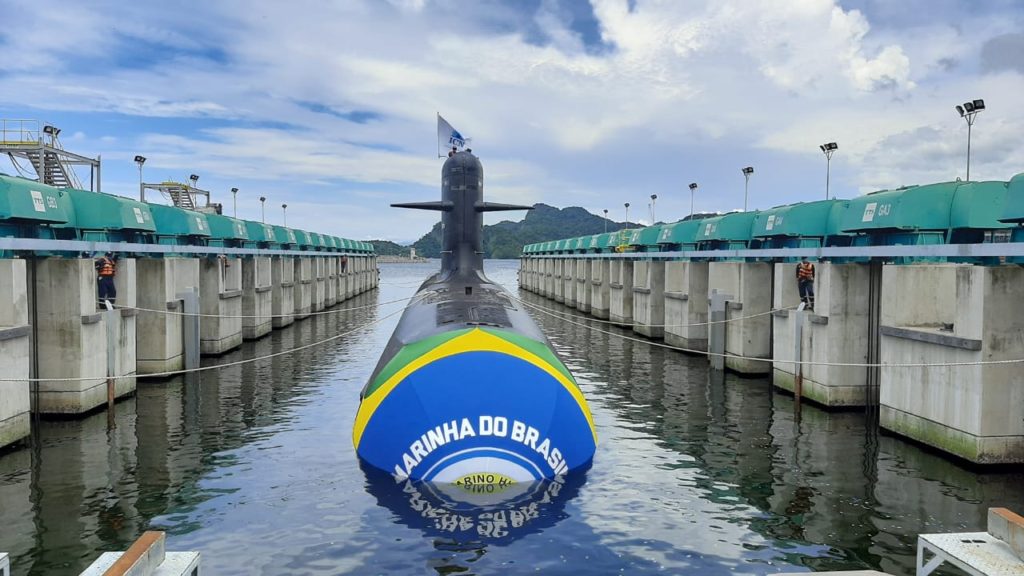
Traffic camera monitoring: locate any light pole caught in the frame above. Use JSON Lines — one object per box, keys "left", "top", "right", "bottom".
{"left": 624, "top": 202, "right": 630, "bottom": 225}
{"left": 956, "top": 99, "right": 985, "bottom": 181}
{"left": 282, "top": 203, "right": 288, "bottom": 225}
{"left": 134, "top": 155, "right": 146, "bottom": 201}
{"left": 819, "top": 143, "right": 838, "bottom": 199}
{"left": 688, "top": 182, "right": 698, "bottom": 219}
{"left": 189, "top": 173, "right": 199, "bottom": 189}
{"left": 741, "top": 166, "right": 754, "bottom": 211}
{"left": 603, "top": 209, "right": 609, "bottom": 233}
{"left": 650, "top": 194, "right": 657, "bottom": 223}
{"left": 231, "top": 187, "right": 239, "bottom": 217}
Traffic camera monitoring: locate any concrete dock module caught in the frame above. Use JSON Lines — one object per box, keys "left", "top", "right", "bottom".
{"left": 0, "top": 259, "right": 30, "bottom": 449}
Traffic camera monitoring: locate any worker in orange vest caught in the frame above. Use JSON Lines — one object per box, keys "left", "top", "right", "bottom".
{"left": 95, "top": 252, "right": 117, "bottom": 309}
{"left": 796, "top": 256, "right": 815, "bottom": 310}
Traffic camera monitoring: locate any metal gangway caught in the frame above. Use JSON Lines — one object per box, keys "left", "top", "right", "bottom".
{"left": 0, "top": 119, "right": 101, "bottom": 191}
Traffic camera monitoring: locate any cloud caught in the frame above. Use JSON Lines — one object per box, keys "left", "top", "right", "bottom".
{"left": 1, "top": 0, "right": 1023, "bottom": 238}
{"left": 981, "top": 32, "right": 1024, "bottom": 74}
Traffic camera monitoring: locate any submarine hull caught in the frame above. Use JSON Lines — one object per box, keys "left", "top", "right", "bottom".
{"left": 354, "top": 150, "right": 596, "bottom": 483}
{"left": 354, "top": 325, "right": 595, "bottom": 482}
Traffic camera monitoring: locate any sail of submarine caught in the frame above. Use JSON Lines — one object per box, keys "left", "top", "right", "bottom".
{"left": 353, "top": 150, "right": 597, "bottom": 484}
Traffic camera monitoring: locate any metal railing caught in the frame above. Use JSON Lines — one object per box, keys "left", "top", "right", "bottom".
{"left": 0, "top": 119, "right": 41, "bottom": 145}
{"left": 0, "top": 237, "right": 375, "bottom": 257}
{"left": 522, "top": 242, "right": 1024, "bottom": 259}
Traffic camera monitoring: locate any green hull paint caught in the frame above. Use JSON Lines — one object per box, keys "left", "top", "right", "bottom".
{"left": 362, "top": 327, "right": 576, "bottom": 399}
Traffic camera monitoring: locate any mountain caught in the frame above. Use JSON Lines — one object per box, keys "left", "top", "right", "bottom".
{"left": 368, "top": 239, "right": 410, "bottom": 256}
{"left": 410, "top": 203, "right": 643, "bottom": 259}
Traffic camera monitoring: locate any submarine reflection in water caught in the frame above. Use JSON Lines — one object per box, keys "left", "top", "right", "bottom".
{"left": 361, "top": 461, "right": 588, "bottom": 541}
{"left": 353, "top": 150, "right": 596, "bottom": 484}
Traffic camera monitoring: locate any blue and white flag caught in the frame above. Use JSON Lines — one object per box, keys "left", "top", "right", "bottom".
{"left": 437, "top": 114, "right": 469, "bottom": 157}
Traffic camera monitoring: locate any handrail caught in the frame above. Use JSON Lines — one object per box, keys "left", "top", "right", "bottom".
{"left": 0, "top": 237, "right": 377, "bottom": 257}
{"left": 522, "top": 242, "right": 1024, "bottom": 259}
{"left": 0, "top": 119, "right": 40, "bottom": 145}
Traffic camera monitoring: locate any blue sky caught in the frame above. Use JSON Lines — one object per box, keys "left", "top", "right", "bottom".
{"left": 2, "top": 0, "right": 1022, "bottom": 243}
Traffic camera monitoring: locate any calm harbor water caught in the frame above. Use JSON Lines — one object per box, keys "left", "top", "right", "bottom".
{"left": 1, "top": 260, "right": 1022, "bottom": 575}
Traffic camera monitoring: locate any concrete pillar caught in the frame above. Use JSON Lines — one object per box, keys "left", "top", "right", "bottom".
{"left": 137, "top": 258, "right": 200, "bottom": 374}
{"left": 632, "top": 259, "right": 665, "bottom": 339}
{"left": 271, "top": 256, "right": 295, "bottom": 328}
{"left": 541, "top": 259, "right": 552, "bottom": 298}
{"left": 33, "top": 259, "right": 116, "bottom": 413}
{"left": 371, "top": 256, "right": 379, "bottom": 289}
{"left": 324, "top": 257, "right": 337, "bottom": 307}
{"left": 0, "top": 259, "right": 30, "bottom": 448}
{"left": 664, "top": 261, "right": 709, "bottom": 352}
{"left": 575, "top": 258, "right": 591, "bottom": 313}
{"left": 241, "top": 256, "right": 272, "bottom": 340}
{"left": 311, "top": 257, "right": 326, "bottom": 312}
{"left": 532, "top": 259, "right": 542, "bottom": 294}
{"left": 335, "top": 256, "right": 348, "bottom": 301}
{"left": 350, "top": 258, "right": 361, "bottom": 296}
{"left": 563, "top": 258, "right": 577, "bottom": 308}
{"left": 879, "top": 264, "right": 1024, "bottom": 464}
{"left": 199, "top": 257, "right": 243, "bottom": 355}
{"left": 772, "top": 263, "right": 871, "bottom": 406}
{"left": 342, "top": 267, "right": 353, "bottom": 301}
{"left": 553, "top": 259, "right": 565, "bottom": 303}
{"left": 590, "top": 259, "right": 611, "bottom": 319}
{"left": 294, "top": 257, "right": 313, "bottom": 319}
{"left": 110, "top": 258, "right": 138, "bottom": 392}
{"left": 707, "top": 261, "right": 773, "bottom": 374}
{"left": 609, "top": 259, "right": 634, "bottom": 326}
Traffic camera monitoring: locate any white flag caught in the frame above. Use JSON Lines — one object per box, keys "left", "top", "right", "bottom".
{"left": 437, "top": 114, "right": 469, "bottom": 157}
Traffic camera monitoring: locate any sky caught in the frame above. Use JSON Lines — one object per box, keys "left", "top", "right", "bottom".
{"left": 1, "top": 0, "right": 1022, "bottom": 243}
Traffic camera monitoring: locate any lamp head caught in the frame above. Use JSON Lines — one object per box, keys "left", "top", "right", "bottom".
{"left": 624, "top": 202, "right": 630, "bottom": 209}
{"left": 742, "top": 166, "right": 754, "bottom": 175}
{"left": 689, "top": 182, "right": 698, "bottom": 191}
{"left": 134, "top": 155, "right": 146, "bottom": 164}
{"left": 260, "top": 196, "right": 266, "bottom": 202}
{"left": 651, "top": 194, "right": 657, "bottom": 200}
{"left": 956, "top": 105, "right": 965, "bottom": 117}
{"left": 231, "top": 187, "right": 239, "bottom": 193}
{"left": 963, "top": 101, "right": 975, "bottom": 113}
{"left": 972, "top": 99, "right": 985, "bottom": 110}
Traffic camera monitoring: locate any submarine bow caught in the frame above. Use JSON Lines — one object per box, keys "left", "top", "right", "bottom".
{"left": 354, "top": 150, "right": 596, "bottom": 484}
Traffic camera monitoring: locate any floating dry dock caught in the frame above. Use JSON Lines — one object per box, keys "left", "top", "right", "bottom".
{"left": 521, "top": 174, "right": 1024, "bottom": 465}
{"left": 0, "top": 173, "right": 378, "bottom": 450}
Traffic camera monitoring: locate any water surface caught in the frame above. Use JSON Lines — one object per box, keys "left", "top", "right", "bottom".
{"left": 1, "top": 260, "right": 1021, "bottom": 575}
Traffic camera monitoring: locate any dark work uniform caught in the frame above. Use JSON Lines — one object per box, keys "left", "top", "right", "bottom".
{"left": 96, "top": 256, "right": 117, "bottom": 305}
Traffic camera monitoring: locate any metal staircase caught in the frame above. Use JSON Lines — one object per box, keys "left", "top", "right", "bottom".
{"left": 167, "top": 185, "right": 196, "bottom": 209}
{"left": 142, "top": 181, "right": 211, "bottom": 211}
{"left": 1, "top": 119, "right": 99, "bottom": 190}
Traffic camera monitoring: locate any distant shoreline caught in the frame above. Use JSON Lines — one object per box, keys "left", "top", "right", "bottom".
{"left": 377, "top": 256, "right": 429, "bottom": 263}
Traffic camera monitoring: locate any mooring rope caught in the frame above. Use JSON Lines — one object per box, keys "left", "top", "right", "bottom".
{"left": 510, "top": 293, "right": 1024, "bottom": 368}
{"left": 512, "top": 291, "right": 797, "bottom": 328}
{"left": 0, "top": 295, "right": 421, "bottom": 383}
{"left": 104, "top": 295, "right": 411, "bottom": 319}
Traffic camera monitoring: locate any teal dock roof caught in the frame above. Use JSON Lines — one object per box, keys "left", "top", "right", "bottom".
{"left": 0, "top": 175, "right": 71, "bottom": 224}
{"left": 65, "top": 188, "right": 156, "bottom": 232}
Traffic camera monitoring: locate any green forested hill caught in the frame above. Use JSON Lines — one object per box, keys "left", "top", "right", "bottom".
{"left": 368, "top": 239, "right": 408, "bottom": 256}
{"left": 411, "top": 203, "right": 640, "bottom": 259}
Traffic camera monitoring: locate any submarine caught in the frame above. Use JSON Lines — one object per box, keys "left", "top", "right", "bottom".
{"left": 353, "top": 150, "right": 596, "bottom": 485}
